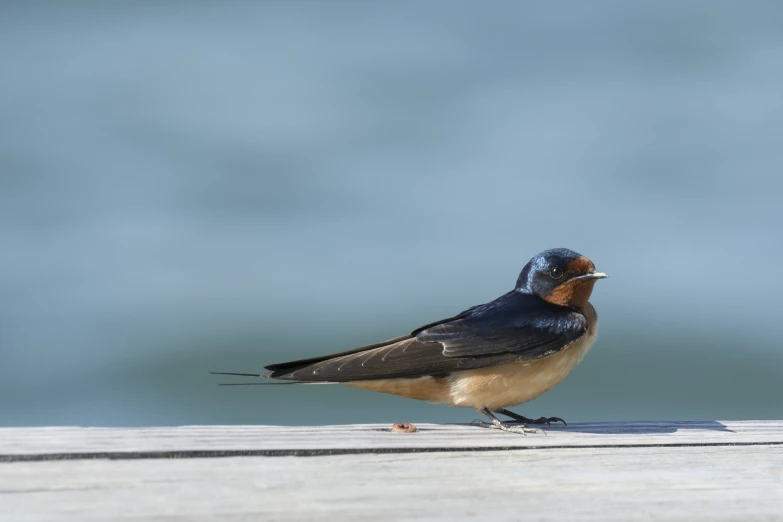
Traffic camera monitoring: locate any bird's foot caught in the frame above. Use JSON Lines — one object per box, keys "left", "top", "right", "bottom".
{"left": 499, "top": 409, "right": 567, "bottom": 427}
{"left": 506, "top": 416, "right": 567, "bottom": 427}
{"left": 471, "top": 418, "right": 542, "bottom": 435}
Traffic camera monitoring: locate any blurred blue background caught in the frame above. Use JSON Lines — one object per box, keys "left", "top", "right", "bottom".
{"left": 1, "top": 1, "right": 782, "bottom": 427}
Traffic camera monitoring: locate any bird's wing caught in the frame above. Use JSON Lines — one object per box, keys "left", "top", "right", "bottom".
{"left": 415, "top": 316, "right": 586, "bottom": 360}
{"left": 264, "top": 336, "right": 523, "bottom": 382}
{"left": 264, "top": 292, "right": 587, "bottom": 382}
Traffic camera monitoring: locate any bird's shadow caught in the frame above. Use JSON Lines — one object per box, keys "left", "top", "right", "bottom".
{"left": 449, "top": 420, "right": 733, "bottom": 435}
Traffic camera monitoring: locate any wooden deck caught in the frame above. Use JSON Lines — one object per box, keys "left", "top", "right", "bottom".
{"left": 2, "top": 421, "right": 783, "bottom": 521}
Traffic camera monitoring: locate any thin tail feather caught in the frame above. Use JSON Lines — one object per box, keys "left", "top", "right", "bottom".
{"left": 217, "top": 381, "right": 336, "bottom": 386}
{"left": 210, "top": 371, "right": 262, "bottom": 377}
{"left": 210, "top": 371, "right": 335, "bottom": 386}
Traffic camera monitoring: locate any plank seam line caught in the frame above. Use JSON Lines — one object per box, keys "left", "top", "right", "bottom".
{"left": 2, "top": 441, "right": 782, "bottom": 462}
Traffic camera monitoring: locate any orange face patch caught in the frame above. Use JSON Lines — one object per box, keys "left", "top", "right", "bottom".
{"left": 542, "top": 279, "right": 597, "bottom": 308}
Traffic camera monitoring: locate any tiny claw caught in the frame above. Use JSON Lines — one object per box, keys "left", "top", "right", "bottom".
{"left": 475, "top": 407, "right": 546, "bottom": 435}
{"left": 476, "top": 420, "right": 542, "bottom": 435}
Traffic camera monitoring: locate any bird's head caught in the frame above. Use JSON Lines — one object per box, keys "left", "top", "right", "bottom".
{"left": 516, "top": 248, "right": 607, "bottom": 308}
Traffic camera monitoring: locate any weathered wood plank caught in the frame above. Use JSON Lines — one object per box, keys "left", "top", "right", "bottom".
{"left": 2, "top": 422, "right": 783, "bottom": 521}
{"left": 2, "top": 445, "right": 783, "bottom": 521}
{"left": 1, "top": 421, "right": 781, "bottom": 459}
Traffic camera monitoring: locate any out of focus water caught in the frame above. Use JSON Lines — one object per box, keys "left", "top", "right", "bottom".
{"left": 1, "top": 1, "right": 782, "bottom": 427}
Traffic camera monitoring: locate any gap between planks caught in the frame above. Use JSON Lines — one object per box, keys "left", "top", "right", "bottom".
{"left": 4, "top": 440, "right": 783, "bottom": 463}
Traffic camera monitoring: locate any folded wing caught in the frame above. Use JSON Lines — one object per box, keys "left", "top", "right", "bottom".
{"left": 265, "top": 291, "right": 588, "bottom": 382}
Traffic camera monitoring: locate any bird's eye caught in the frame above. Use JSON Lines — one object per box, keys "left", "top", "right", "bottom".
{"left": 549, "top": 267, "right": 564, "bottom": 280}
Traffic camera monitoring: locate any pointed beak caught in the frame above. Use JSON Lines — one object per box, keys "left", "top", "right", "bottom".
{"left": 573, "top": 271, "right": 608, "bottom": 281}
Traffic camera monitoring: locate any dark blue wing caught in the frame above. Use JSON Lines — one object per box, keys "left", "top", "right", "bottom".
{"left": 414, "top": 291, "right": 588, "bottom": 360}
{"left": 264, "top": 291, "right": 587, "bottom": 382}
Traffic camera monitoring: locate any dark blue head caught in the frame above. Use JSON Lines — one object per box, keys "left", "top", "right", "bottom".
{"left": 516, "top": 248, "right": 607, "bottom": 307}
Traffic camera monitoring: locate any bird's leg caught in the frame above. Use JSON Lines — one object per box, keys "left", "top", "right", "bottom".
{"left": 499, "top": 408, "right": 567, "bottom": 427}
{"left": 473, "top": 407, "right": 541, "bottom": 435}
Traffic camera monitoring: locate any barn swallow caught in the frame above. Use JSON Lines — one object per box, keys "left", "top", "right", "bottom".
{"left": 213, "top": 248, "right": 606, "bottom": 434}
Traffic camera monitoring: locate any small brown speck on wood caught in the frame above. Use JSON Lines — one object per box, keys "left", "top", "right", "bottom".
{"left": 391, "top": 422, "right": 417, "bottom": 433}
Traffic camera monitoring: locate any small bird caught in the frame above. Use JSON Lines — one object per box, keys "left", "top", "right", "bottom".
{"left": 214, "top": 248, "right": 606, "bottom": 434}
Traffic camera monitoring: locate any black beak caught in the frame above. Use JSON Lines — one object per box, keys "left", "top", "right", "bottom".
{"left": 573, "top": 271, "right": 608, "bottom": 282}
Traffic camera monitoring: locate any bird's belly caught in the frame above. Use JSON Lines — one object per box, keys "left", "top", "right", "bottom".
{"left": 446, "top": 341, "right": 588, "bottom": 410}
{"left": 447, "top": 306, "right": 598, "bottom": 411}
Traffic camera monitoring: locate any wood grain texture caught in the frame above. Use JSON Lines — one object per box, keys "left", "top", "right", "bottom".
{"left": 2, "top": 422, "right": 783, "bottom": 521}
{"left": 1, "top": 421, "right": 782, "bottom": 459}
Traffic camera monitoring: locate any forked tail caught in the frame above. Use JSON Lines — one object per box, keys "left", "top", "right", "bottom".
{"left": 209, "top": 371, "right": 335, "bottom": 385}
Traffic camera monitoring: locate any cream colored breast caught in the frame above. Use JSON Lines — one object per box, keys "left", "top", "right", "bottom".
{"left": 445, "top": 302, "right": 598, "bottom": 411}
